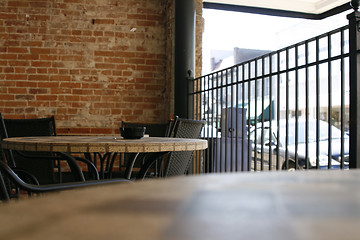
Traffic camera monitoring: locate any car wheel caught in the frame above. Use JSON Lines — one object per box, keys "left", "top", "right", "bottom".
{"left": 281, "top": 160, "right": 303, "bottom": 171}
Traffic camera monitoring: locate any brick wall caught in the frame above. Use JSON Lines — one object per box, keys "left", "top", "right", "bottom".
{"left": 0, "top": 0, "right": 203, "bottom": 134}
{"left": 0, "top": 0, "right": 172, "bottom": 135}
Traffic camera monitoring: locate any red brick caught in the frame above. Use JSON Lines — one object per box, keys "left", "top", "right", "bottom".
{"left": 16, "top": 81, "right": 37, "bottom": 87}
{"left": 136, "top": 20, "right": 156, "bottom": 27}
{"left": 38, "top": 82, "right": 60, "bottom": 88}
{"left": 95, "top": 63, "right": 115, "bottom": 69}
{"left": 21, "top": 41, "right": 43, "bottom": 47}
{"left": 61, "top": 55, "right": 84, "bottom": 61}
{"left": 29, "top": 1, "right": 48, "bottom": 8}
{"left": 29, "top": 88, "right": 48, "bottom": 94}
{"left": 8, "top": 1, "right": 30, "bottom": 7}
{"left": 36, "top": 95, "right": 57, "bottom": 101}
{"left": 30, "top": 48, "right": 51, "bottom": 54}
{"left": 93, "top": 31, "right": 103, "bottom": 36}
{"left": 15, "top": 67, "right": 26, "bottom": 73}
{"left": 8, "top": 87, "right": 27, "bottom": 94}
{"left": 18, "top": 54, "right": 39, "bottom": 60}
{"left": 0, "top": 54, "right": 17, "bottom": 59}
{"left": 0, "top": 94, "right": 15, "bottom": 100}
{"left": 72, "top": 30, "right": 82, "bottom": 35}
{"left": 6, "top": 74, "right": 27, "bottom": 80}
{"left": 28, "top": 75, "right": 49, "bottom": 81}
{"left": 95, "top": 50, "right": 114, "bottom": 57}
{"left": 16, "top": 95, "right": 35, "bottom": 100}
{"left": 8, "top": 47, "right": 29, "bottom": 53}
{"left": 0, "top": 13, "right": 17, "bottom": 20}
{"left": 127, "top": 14, "right": 147, "bottom": 20}
{"left": 32, "top": 61, "right": 52, "bottom": 67}
{"left": 40, "top": 55, "right": 58, "bottom": 61}
{"left": 29, "top": 15, "right": 50, "bottom": 21}
{"left": 5, "top": 101, "right": 27, "bottom": 107}
{"left": 93, "top": 19, "right": 115, "bottom": 25}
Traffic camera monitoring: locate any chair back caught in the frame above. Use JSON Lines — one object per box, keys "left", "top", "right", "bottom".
{"left": 164, "top": 118, "right": 206, "bottom": 177}
{"left": 0, "top": 113, "right": 57, "bottom": 184}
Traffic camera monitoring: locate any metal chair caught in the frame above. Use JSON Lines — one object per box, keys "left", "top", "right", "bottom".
{"left": 136, "top": 117, "right": 206, "bottom": 179}
{"left": 0, "top": 113, "right": 99, "bottom": 185}
{"left": 0, "top": 150, "right": 131, "bottom": 202}
{"left": 119, "top": 121, "right": 174, "bottom": 179}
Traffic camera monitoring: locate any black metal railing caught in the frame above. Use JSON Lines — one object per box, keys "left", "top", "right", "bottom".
{"left": 192, "top": 24, "right": 352, "bottom": 172}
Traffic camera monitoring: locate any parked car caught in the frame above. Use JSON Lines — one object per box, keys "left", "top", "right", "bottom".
{"left": 249, "top": 118, "right": 349, "bottom": 170}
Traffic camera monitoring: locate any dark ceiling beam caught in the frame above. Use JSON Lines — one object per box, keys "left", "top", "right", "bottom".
{"left": 203, "top": 2, "right": 351, "bottom": 19}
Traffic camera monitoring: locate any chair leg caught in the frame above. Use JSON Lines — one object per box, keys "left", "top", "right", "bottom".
{"left": 0, "top": 171, "right": 10, "bottom": 201}
{"left": 136, "top": 152, "right": 169, "bottom": 180}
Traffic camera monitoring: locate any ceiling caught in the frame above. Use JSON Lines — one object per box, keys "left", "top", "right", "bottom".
{"left": 203, "top": 0, "right": 352, "bottom": 18}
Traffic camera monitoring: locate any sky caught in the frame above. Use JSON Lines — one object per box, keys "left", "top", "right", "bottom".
{"left": 202, "top": 9, "right": 352, "bottom": 74}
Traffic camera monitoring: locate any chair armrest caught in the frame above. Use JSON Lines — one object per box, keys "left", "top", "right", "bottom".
{"left": 72, "top": 156, "right": 100, "bottom": 180}
{"left": 15, "top": 151, "right": 100, "bottom": 180}
{"left": 12, "top": 168, "right": 40, "bottom": 185}
{"left": 0, "top": 160, "right": 131, "bottom": 201}
{"left": 13, "top": 150, "right": 85, "bottom": 182}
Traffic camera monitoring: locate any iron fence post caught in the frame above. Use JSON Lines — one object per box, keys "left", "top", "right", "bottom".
{"left": 347, "top": 0, "right": 360, "bottom": 168}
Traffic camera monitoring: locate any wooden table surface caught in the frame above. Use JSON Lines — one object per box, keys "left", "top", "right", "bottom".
{"left": 1, "top": 136, "right": 208, "bottom": 153}
{"left": 1, "top": 170, "right": 359, "bottom": 240}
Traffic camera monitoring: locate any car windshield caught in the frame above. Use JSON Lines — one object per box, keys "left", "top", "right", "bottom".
{"left": 278, "top": 119, "right": 346, "bottom": 145}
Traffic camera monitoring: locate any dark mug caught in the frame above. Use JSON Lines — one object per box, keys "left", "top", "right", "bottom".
{"left": 120, "top": 126, "right": 146, "bottom": 139}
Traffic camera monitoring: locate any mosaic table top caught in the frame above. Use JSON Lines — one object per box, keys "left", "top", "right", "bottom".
{"left": 1, "top": 136, "right": 208, "bottom": 153}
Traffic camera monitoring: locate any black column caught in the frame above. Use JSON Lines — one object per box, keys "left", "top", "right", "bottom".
{"left": 348, "top": 0, "right": 360, "bottom": 168}
{"left": 175, "top": 0, "right": 196, "bottom": 119}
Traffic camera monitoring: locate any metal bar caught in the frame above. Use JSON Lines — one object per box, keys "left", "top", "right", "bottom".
{"left": 305, "top": 40, "right": 310, "bottom": 169}
{"left": 219, "top": 72, "right": 225, "bottom": 172}
{"left": 328, "top": 33, "right": 333, "bottom": 169}
{"left": 295, "top": 45, "right": 299, "bottom": 170}
{"left": 261, "top": 58, "right": 265, "bottom": 171}
{"left": 285, "top": 49, "right": 290, "bottom": 170}
{"left": 316, "top": 37, "right": 320, "bottom": 169}
{"left": 341, "top": 28, "right": 345, "bottom": 169}
{"left": 276, "top": 51, "right": 281, "bottom": 170}
{"left": 235, "top": 66, "right": 239, "bottom": 172}
{"left": 254, "top": 61, "right": 258, "bottom": 171}
{"left": 215, "top": 72, "right": 220, "bottom": 172}
{"left": 247, "top": 63, "right": 252, "bottom": 171}
{"left": 210, "top": 75, "right": 215, "bottom": 173}
{"left": 193, "top": 51, "right": 349, "bottom": 95}
{"left": 225, "top": 69, "right": 229, "bottom": 172}
{"left": 230, "top": 67, "right": 235, "bottom": 172}
{"left": 203, "top": 2, "right": 351, "bottom": 20}
{"left": 206, "top": 75, "right": 210, "bottom": 173}
{"left": 241, "top": 64, "right": 246, "bottom": 172}
{"left": 269, "top": 54, "right": 273, "bottom": 171}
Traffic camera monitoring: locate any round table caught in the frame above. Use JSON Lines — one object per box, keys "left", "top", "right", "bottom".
{"left": 1, "top": 136, "right": 208, "bottom": 179}
{"left": 1, "top": 136, "right": 208, "bottom": 153}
